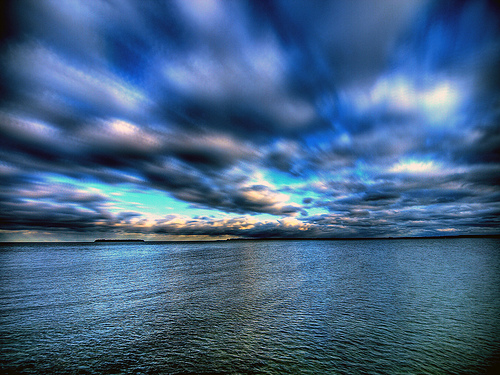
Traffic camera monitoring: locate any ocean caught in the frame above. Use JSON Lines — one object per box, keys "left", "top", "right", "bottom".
{"left": 1, "top": 238, "right": 499, "bottom": 374}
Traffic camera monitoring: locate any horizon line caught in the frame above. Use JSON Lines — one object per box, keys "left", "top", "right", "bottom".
{"left": 1, "top": 233, "right": 499, "bottom": 244}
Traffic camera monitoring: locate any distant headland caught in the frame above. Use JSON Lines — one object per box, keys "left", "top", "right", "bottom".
{"left": 94, "top": 239, "right": 145, "bottom": 242}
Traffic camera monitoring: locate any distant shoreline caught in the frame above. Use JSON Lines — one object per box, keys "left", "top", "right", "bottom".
{"left": 94, "top": 239, "right": 145, "bottom": 243}
{"left": 227, "top": 234, "right": 500, "bottom": 241}
{"left": 2, "top": 234, "right": 499, "bottom": 244}
{"left": 89, "top": 234, "right": 500, "bottom": 244}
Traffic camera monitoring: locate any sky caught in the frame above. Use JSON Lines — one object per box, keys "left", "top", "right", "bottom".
{"left": 0, "top": 0, "right": 499, "bottom": 241}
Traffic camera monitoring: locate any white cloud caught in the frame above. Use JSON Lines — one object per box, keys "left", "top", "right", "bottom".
{"left": 350, "top": 74, "right": 463, "bottom": 125}
{"left": 389, "top": 159, "right": 440, "bottom": 174}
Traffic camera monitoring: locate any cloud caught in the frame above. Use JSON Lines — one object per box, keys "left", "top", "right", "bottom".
{"left": 0, "top": 178, "right": 115, "bottom": 232}
{"left": 0, "top": 0, "right": 499, "bottom": 240}
{"left": 151, "top": 215, "right": 318, "bottom": 239}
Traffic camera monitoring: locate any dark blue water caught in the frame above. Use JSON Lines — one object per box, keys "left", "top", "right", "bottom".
{"left": 1, "top": 239, "right": 499, "bottom": 374}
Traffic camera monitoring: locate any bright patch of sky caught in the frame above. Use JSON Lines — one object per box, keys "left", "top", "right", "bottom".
{"left": 389, "top": 159, "right": 441, "bottom": 174}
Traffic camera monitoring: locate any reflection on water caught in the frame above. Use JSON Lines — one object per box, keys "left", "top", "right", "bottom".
{"left": 1, "top": 238, "right": 499, "bottom": 374}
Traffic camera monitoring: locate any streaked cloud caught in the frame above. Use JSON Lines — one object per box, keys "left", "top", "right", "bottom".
{"left": 0, "top": 0, "right": 499, "bottom": 240}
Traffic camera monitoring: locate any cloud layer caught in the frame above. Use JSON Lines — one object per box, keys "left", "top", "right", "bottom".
{"left": 1, "top": 0, "right": 499, "bottom": 240}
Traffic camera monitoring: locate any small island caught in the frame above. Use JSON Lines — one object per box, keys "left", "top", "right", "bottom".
{"left": 94, "top": 239, "right": 145, "bottom": 242}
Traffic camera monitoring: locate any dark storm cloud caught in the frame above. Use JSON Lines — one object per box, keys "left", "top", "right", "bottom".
{"left": 271, "top": 0, "right": 426, "bottom": 85}
{"left": 0, "top": 0, "right": 424, "bottom": 145}
{"left": 0, "top": 171, "right": 158, "bottom": 241}
{"left": 306, "top": 162, "right": 500, "bottom": 237}
{"left": 1, "top": 0, "right": 499, "bottom": 239}
{"left": 0, "top": 177, "right": 117, "bottom": 233}
{"left": 144, "top": 161, "right": 302, "bottom": 216}
{"left": 395, "top": 0, "right": 500, "bottom": 75}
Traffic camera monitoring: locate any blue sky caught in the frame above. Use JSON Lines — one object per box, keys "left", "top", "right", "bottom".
{"left": 1, "top": 0, "right": 499, "bottom": 241}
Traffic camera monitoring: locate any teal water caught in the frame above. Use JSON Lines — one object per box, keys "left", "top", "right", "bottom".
{"left": 1, "top": 238, "right": 499, "bottom": 374}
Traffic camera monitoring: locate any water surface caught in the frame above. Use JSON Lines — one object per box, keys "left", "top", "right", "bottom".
{"left": 1, "top": 238, "right": 499, "bottom": 374}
